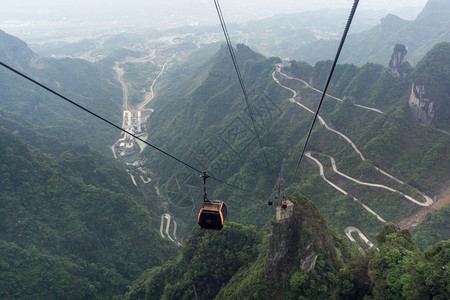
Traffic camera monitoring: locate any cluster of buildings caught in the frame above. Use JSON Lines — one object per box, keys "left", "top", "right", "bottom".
{"left": 114, "top": 109, "right": 152, "bottom": 159}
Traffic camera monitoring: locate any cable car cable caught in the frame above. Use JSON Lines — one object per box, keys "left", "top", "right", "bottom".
{"left": 0, "top": 61, "right": 204, "bottom": 174}
{"left": 0, "top": 60, "right": 263, "bottom": 197}
{"left": 213, "top": 0, "right": 274, "bottom": 181}
{"left": 291, "top": 0, "right": 360, "bottom": 184}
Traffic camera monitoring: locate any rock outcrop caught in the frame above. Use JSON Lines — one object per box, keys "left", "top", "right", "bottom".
{"left": 264, "top": 194, "right": 349, "bottom": 285}
{"left": 408, "top": 83, "right": 436, "bottom": 125}
{"left": 409, "top": 42, "right": 450, "bottom": 131}
{"left": 389, "top": 44, "right": 408, "bottom": 78}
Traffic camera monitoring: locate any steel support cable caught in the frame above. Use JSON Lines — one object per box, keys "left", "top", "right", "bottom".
{"left": 213, "top": 0, "right": 274, "bottom": 181}
{"left": 291, "top": 0, "right": 360, "bottom": 184}
{"left": 0, "top": 61, "right": 261, "bottom": 196}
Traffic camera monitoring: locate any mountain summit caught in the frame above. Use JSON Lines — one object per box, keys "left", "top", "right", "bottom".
{"left": 0, "top": 30, "right": 37, "bottom": 67}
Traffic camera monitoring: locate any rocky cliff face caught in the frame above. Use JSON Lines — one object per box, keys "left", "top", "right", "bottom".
{"left": 409, "top": 42, "right": 450, "bottom": 131}
{"left": 389, "top": 44, "right": 408, "bottom": 78}
{"left": 264, "top": 194, "right": 350, "bottom": 287}
{"left": 408, "top": 83, "right": 436, "bottom": 125}
{"left": 265, "top": 211, "right": 318, "bottom": 282}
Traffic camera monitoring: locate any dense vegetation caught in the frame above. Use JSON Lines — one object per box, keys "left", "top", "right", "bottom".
{"left": 140, "top": 41, "right": 449, "bottom": 243}
{"left": 0, "top": 127, "right": 179, "bottom": 299}
{"left": 412, "top": 204, "right": 450, "bottom": 250}
{"left": 1, "top": 15, "right": 448, "bottom": 298}
{"left": 125, "top": 194, "right": 354, "bottom": 299}
{"left": 126, "top": 195, "right": 449, "bottom": 299}
{"left": 0, "top": 30, "right": 122, "bottom": 152}
{"left": 125, "top": 222, "right": 264, "bottom": 299}
{"left": 336, "top": 223, "right": 449, "bottom": 299}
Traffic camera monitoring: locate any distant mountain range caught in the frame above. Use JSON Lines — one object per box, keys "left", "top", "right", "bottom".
{"left": 292, "top": 0, "right": 450, "bottom": 66}
{"left": 0, "top": 8, "right": 448, "bottom": 297}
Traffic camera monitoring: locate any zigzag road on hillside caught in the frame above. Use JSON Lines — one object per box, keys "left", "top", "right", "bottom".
{"left": 275, "top": 65, "right": 384, "bottom": 114}
{"left": 272, "top": 69, "right": 433, "bottom": 207}
{"left": 272, "top": 70, "right": 365, "bottom": 160}
{"left": 328, "top": 155, "right": 433, "bottom": 206}
{"left": 305, "top": 151, "right": 386, "bottom": 223}
{"left": 160, "top": 213, "right": 183, "bottom": 247}
{"left": 345, "top": 226, "right": 377, "bottom": 250}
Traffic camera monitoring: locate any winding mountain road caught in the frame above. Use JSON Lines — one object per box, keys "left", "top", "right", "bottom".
{"left": 160, "top": 213, "right": 174, "bottom": 242}
{"left": 328, "top": 155, "right": 432, "bottom": 206}
{"left": 276, "top": 66, "right": 384, "bottom": 114}
{"left": 160, "top": 213, "right": 183, "bottom": 247}
{"left": 345, "top": 226, "right": 377, "bottom": 249}
{"left": 128, "top": 172, "right": 137, "bottom": 186}
{"left": 137, "top": 53, "right": 177, "bottom": 110}
{"left": 306, "top": 152, "right": 386, "bottom": 223}
{"left": 140, "top": 175, "right": 151, "bottom": 183}
{"left": 271, "top": 65, "right": 436, "bottom": 248}
{"left": 272, "top": 69, "right": 433, "bottom": 207}
{"left": 273, "top": 69, "right": 365, "bottom": 160}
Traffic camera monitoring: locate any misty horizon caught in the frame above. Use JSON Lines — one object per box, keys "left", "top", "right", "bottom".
{"left": 2, "top": 0, "right": 428, "bottom": 44}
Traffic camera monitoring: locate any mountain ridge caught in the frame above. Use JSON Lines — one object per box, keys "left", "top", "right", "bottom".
{"left": 292, "top": 0, "right": 450, "bottom": 66}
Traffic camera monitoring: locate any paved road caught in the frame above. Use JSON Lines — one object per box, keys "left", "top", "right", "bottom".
{"left": 159, "top": 213, "right": 183, "bottom": 246}
{"left": 113, "top": 63, "right": 128, "bottom": 111}
{"left": 160, "top": 213, "right": 174, "bottom": 242}
{"left": 306, "top": 152, "right": 386, "bottom": 223}
{"left": 128, "top": 172, "right": 137, "bottom": 186}
{"left": 345, "top": 226, "right": 377, "bottom": 249}
{"left": 140, "top": 175, "right": 151, "bottom": 183}
{"left": 137, "top": 53, "right": 177, "bottom": 110}
{"left": 276, "top": 66, "right": 384, "bottom": 114}
{"left": 273, "top": 70, "right": 433, "bottom": 207}
{"left": 272, "top": 70, "right": 365, "bottom": 160}
{"left": 328, "top": 156, "right": 433, "bottom": 206}
{"left": 272, "top": 65, "right": 435, "bottom": 246}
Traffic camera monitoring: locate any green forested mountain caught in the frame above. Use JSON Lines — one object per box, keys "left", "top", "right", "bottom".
{"left": 1, "top": 19, "right": 449, "bottom": 299}
{"left": 412, "top": 203, "right": 450, "bottom": 250}
{"left": 0, "top": 127, "right": 178, "bottom": 298}
{"left": 292, "top": 0, "right": 450, "bottom": 66}
{"left": 125, "top": 195, "right": 449, "bottom": 299}
{"left": 0, "top": 29, "right": 122, "bottom": 152}
{"left": 410, "top": 42, "right": 450, "bottom": 131}
{"left": 0, "top": 30, "right": 182, "bottom": 298}
{"left": 140, "top": 41, "right": 449, "bottom": 243}
{"left": 125, "top": 194, "right": 353, "bottom": 299}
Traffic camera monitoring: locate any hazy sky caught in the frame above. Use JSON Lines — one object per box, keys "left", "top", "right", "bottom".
{"left": 1, "top": 0, "right": 429, "bottom": 41}
{"left": 3, "top": 0, "right": 429, "bottom": 21}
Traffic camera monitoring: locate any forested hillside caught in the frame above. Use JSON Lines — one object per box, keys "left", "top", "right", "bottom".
{"left": 0, "top": 29, "right": 122, "bottom": 152}
{"left": 140, "top": 41, "right": 449, "bottom": 243}
{"left": 0, "top": 127, "right": 178, "bottom": 298}
{"left": 0, "top": 9, "right": 449, "bottom": 297}
{"left": 125, "top": 194, "right": 449, "bottom": 299}
{"left": 412, "top": 203, "right": 450, "bottom": 250}
{"left": 0, "top": 30, "right": 182, "bottom": 298}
